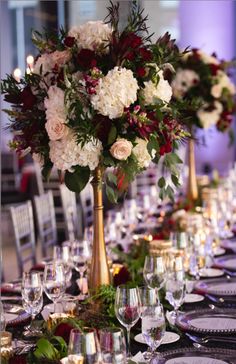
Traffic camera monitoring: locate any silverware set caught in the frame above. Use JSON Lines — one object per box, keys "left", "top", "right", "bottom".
{"left": 186, "top": 333, "right": 236, "bottom": 345}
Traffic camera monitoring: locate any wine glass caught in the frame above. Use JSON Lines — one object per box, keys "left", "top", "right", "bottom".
{"left": 71, "top": 240, "right": 91, "bottom": 279}
{"left": 141, "top": 303, "right": 166, "bottom": 361}
{"left": 143, "top": 256, "right": 166, "bottom": 299}
{"left": 138, "top": 287, "right": 159, "bottom": 360}
{"left": 68, "top": 328, "right": 100, "bottom": 364}
{"left": 53, "top": 245, "right": 72, "bottom": 286}
{"left": 21, "top": 271, "right": 43, "bottom": 337}
{"left": 99, "top": 327, "right": 127, "bottom": 363}
{"left": 165, "top": 259, "right": 185, "bottom": 323}
{"left": 115, "top": 286, "right": 141, "bottom": 360}
{"left": 43, "top": 262, "right": 66, "bottom": 313}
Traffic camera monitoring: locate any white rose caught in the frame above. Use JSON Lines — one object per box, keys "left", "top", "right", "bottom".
{"left": 91, "top": 67, "right": 139, "bottom": 119}
{"left": 68, "top": 21, "right": 112, "bottom": 52}
{"left": 197, "top": 101, "right": 223, "bottom": 128}
{"left": 45, "top": 118, "right": 69, "bottom": 141}
{"left": 110, "top": 139, "right": 133, "bottom": 161}
{"left": 211, "top": 70, "right": 236, "bottom": 98}
{"left": 197, "top": 50, "right": 220, "bottom": 65}
{"left": 171, "top": 69, "right": 199, "bottom": 99}
{"left": 132, "top": 138, "right": 152, "bottom": 168}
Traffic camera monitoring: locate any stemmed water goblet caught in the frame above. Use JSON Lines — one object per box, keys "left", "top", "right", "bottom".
{"left": 165, "top": 257, "right": 185, "bottom": 323}
{"left": 143, "top": 256, "right": 166, "bottom": 301}
{"left": 71, "top": 240, "right": 91, "bottom": 279}
{"left": 138, "top": 287, "right": 166, "bottom": 361}
{"left": 99, "top": 327, "right": 127, "bottom": 363}
{"left": 21, "top": 271, "right": 43, "bottom": 337}
{"left": 115, "top": 286, "right": 141, "bottom": 360}
{"left": 43, "top": 262, "right": 66, "bottom": 313}
{"left": 53, "top": 245, "right": 72, "bottom": 286}
{"left": 68, "top": 328, "right": 100, "bottom": 364}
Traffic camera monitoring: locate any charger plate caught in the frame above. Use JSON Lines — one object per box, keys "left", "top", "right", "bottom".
{"left": 195, "top": 277, "right": 236, "bottom": 296}
{"left": 214, "top": 254, "right": 236, "bottom": 271}
{"left": 158, "top": 347, "right": 236, "bottom": 364}
{"left": 176, "top": 308, "right": 236, "bottom": 335}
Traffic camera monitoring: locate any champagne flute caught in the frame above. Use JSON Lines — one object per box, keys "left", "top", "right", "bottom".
{"left": 115, "top": 286, "right": 141, "bottom": 360}
{"left": 99, "top": 327, "right": 127, "bottom": 363}
{"left": 21, "top": 271, "right": 43, "bottom": 337}
{"left": 43, "top": 262, "right": 66, "bottom": 312}
{"left": 143, "top": 256, "right": 166, "bottom": 300}
{"left": 68, "top": 328, "right": 100, "bottom": 364}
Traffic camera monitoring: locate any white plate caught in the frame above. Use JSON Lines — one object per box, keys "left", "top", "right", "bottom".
{"left": 134, "top": 331, "right": 180, "bottom": 345}
{"left": 199, "top": 268, "right": 224, "bottom": 278}
{"left": 166, "top": 357, "right": 227, "bottom": 364}
{"left": 213, "top": 247, "right": 226, "bottom": 256}
{"left": 220, "top": 240, "right": 236, "bottom": 253}
{"left": 184, "top": 293, "right": 204, "bottom": 303}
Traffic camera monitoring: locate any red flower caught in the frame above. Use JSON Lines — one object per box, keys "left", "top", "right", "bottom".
{"left": 20, "top": 86, "right": 37, "bottom": 111}
{"left": 64, "top": 36, "right": 75, "bottom": 47}
{"left": 209, "top": 63, "right": 221, "bottom": 76}
{"left": 137, "top": 67, "right": 146, "bottom": 77}
{"left": 126, "top": 51, "right": 135, "bottom": 61}
{"left": 54, "top": 322, "right": 74, "bottom": 344}
{"left": 9, "top": 355, "right": 27, "bottom": 364}
{"left": 120, "top": 33, "right": 142, "bottom": 50}
{"left": 113, "top": 266, "right": 131, "bottom": 287}
{"left": 92, "top": 115, "right": 112, "bottom": 144}
{"left": 77, "top": 49, "right": 97, "bottom": 69}
{"left": 139, "top": 47, "right": 152, "bottom": 61}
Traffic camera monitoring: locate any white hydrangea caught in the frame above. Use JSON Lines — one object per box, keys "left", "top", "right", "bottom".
{"left": 141, "top": 70, "right": 172, "bottom": 104}
{"left": 171, "top": 69, "right": 200, "bottom": 99}
{"left": 197, "top": 101, "right": 223, "bottom": 128}
{"left": 34, "top": 54, "right": 54, "bottom": 76}
{"left": 68, "top": 21, "right": 112, "bottom": 52}
{"left": 91, "top": 67, "right": 139, "bottom": 119}
{"left": 49, "top": 131, "right": 102, "bottom": 171}
{"left": 132, "top": 138, "right": 152, "bottom": 168}
{"left": 211, "top": 70, "right": 236, "bottom": 98}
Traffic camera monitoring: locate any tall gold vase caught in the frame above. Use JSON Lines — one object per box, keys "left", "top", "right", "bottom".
{"left": 187, "top": 138, "right": 198, "bottom": 203}
{"left": 89, "top": 166, "right": 111, "bottom": 291}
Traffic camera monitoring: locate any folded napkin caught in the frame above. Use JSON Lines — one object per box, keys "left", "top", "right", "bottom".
{"left": 130, "top": 352, "right": 146, "bottom": 363}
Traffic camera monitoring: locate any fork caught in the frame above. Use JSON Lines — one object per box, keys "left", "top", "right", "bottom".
{"left": 186, "top": 332, "right": 236, "bottom": 344}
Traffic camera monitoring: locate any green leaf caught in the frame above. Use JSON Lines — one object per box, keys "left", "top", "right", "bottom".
{"left": 166, "top": 185, "right": 175, "bottom": 202}
{"left": 107, "top": 125, "right": 117, "bottom": 145}
{"left": 41, "top": 161, "right": 53, "bottom": 181}
{"left": 103, "top": 155, "right": 116, "bottom": 167}
{"left": 105, "top": 184, "right": 118, "bottom": 203}
{"left": 65, "top": 166, "right": 90, "bottom": 193}
{"left": 107, "top": 171, "right": 117, "bottom": 185}
{"left": 147, "top": 135, "right": 159, "bottom": 156}
{"left": 171, "top": 174, "right": 180, "bottom": 187}
{"left": 158, "top": 176, "right": 166, "bottom": 188}
{"left": 34, "top": 338, "right": 58, "bottom": 360}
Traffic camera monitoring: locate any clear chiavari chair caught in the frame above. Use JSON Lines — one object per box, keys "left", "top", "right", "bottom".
{"left": 60, "top": 184, "right": 81, "bottom": 241}
{"left": 34, "top": 190, "right": 57, "bottom": 258}
{"left": 10, "top": 201, "right": 36, "bottom": 277}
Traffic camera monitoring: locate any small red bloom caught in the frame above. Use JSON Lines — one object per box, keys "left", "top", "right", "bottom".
{"left": 77, "top": 49, "right": 97, "bottom": 69}
{"left": 139, "top": 47, "right": 152, "bottom": 61}
{"left": 64, "top": 36, "right": 75, "bottom": 47}
{"left": 126, "top": 51, "right": 135, "bottom": 61}
{"left": 209, "top": 63, "right": 220, "bottom": 76}
{"left": 113, "top": 266, "right": 131, "bottom": 287}
{"left": 137, "top": 67, "right": 146, "bottom": 77}
{"left": 54, "top": 322, "right": 74, "bottom": 344}
{"left": 20, "top": 86, "right": 37, "bottom": 111}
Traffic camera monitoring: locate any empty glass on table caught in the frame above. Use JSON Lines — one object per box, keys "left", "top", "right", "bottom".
{"left": 21, "top": 271, "right": 43, "bottom": 336}
{"left": 43, "top": 262, "right": 66, "bottom": 313}
{"left": 143, "top": 256, "right": 166, "bottom": 300}
{"left": 71, "top": 240, "right": 91, "bottom": 279}
{"left": 115, "top": 286, "right": 141, "bottom": 360}
{"left": 68, "top": 328, "right": 100, "bottom": 364}
{"left": 53, "top": 245, "right": 72, "bottom": 285}
{"left": 99, "top": 327, "right": 127, "bottom": 364}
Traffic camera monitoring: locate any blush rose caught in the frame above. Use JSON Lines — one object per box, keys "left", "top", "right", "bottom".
{"left": 45, "top": 118, "right": 68, "bottom": 141}
{"left": 110, "top": 138, "right": 133, "bottom": 161}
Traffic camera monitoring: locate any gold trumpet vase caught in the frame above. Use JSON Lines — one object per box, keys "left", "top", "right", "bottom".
{"left": 89, "top": 166, "right": 111, "bottom": 291}
{"left": 187, "top": 138, "right": 198, "bottom": 203}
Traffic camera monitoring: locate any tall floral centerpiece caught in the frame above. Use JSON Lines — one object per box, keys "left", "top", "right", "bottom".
{"left": 2, "top": 3, "right": 189, "bottom": 290}
{"left": 171, "top": 49, "right": 236, "bottom": 202}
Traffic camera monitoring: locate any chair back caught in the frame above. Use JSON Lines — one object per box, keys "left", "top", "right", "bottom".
{"left": 10, "top": 201, "right": 36, "bottom": 276}
{"left": 60, "top": 184, "right": 80, "bottom": 241}
{"left": 80, "top": 183, "right": 94, "bottom": 228}
{"left": 34, "top": 191, "right": 57, "bottom": 257}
